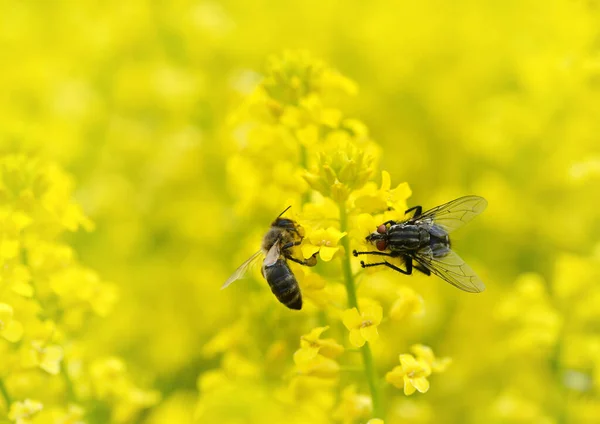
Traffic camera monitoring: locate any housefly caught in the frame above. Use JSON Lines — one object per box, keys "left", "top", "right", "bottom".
{"left": 353, "top": 196, "right": 487, "bottom": 293}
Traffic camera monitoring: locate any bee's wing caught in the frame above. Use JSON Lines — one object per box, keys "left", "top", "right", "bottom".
{"left": 263, "top": 242, "right": 281, "bottom": 267}
{"left": 417, "top": 196, "right": 487, "bottom": 234}
{"left": 414, "top": 248, "right": 485, "bottom": 293}
{"left": 221, "top": 250, "right": 263, "bottom": 289}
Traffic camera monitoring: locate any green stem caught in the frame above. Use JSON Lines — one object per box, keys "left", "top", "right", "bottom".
{"left": 339, "top": 203, "right": 384, "bottom": 420}
{"left": 299, "top": 144, "right": 310, "bottom": 205}
{"left": 0, "top": 378, "right": 12, "bottom": 407}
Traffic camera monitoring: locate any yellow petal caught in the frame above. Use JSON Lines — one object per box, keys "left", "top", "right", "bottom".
{"left": 385, "top": 366, "right": 405, "bottom": 389}
{"left": 364, "top": 303, "right": 383, "bottom": 325}
{"left": 411, "top": 376, "right": 430, "bottom": 393}
{"left": 360, "top": 325, "right": 379, "bottom": 343}
{"left": 303, "top": 326, "right": 330, "bottom": 342}
{"left": 349, "top": 329, "right": 365, "bottom": 347}
{"left": 0, "top": 302, "right": 14, "bottom": 323}
{"left": 411, "top": 344, "right": 434, "bottom": 364}
{"left": 301, "top": 244, "right": 320, "bottom": 259}
{"left": 293, "top": 346, "right": 319, "bottom": 365}
{"left": 380, "top": 170, "right": 391, "bottom": 191}
{"left": 2, "top": 320, "right": 24, "bottom": 343}
{"left": 319, "top": 246, "right": 339, "bottom": 261}
{"left": 403, "top": 375, "right": 416, "bottom": 396}
{"left": 342, "top": 308, "right": 362, "bottom": 329}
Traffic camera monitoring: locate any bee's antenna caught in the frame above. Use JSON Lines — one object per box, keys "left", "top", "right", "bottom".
{"left": 277, "top": 205, "right": 292, "bottom": 218}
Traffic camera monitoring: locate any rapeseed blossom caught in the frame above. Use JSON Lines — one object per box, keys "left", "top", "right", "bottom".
{"left": 2, "top": 1, "right": 599, "bottom": 421}
{"left": 0, "top": 155, "right": 157, "bottom": 423}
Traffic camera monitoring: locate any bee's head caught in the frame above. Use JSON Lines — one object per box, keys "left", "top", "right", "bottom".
{"left": 365, "top": 224, "right": 388, "bottom": 251}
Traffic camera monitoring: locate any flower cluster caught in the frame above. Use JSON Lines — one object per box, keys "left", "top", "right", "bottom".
{"left": 0, "top": 155, "right": 158, "bottom": 423}
{"left": 196, "top": 52, "right": 452, "bottom": 423}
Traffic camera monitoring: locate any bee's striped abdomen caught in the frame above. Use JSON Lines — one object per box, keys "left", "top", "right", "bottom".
{"left": 263, "top": 259, "right": 302, "bottom": 310}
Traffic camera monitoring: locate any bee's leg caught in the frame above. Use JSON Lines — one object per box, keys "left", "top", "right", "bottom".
{"left": 353, "top": 250, "right": 397, "bottom": 257}
{"left": 285, "top": 254, "right": 317, "bottom": 267}
{"left": 404, "top": 206, "right": 422, "bottom": 218}
{"left": 280, "top": 241, "right": 301, "bottom": 251}
{"left": 360, "top": 257, "right": 413, "bottom": 275}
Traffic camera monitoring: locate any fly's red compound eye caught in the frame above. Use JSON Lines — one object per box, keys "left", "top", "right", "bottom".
{"left": 376, "top": 240, "right": 387, "bottom": 251}
{"left": 376, "top": 224, "right": 387, "bottom": 234}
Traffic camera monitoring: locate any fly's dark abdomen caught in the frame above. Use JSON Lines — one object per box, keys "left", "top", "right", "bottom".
{"left": 263, "top": 259, "right": 302, "bottom": 310}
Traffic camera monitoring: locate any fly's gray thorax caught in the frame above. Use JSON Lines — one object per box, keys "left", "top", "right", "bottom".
{"left": 387, "top": 224, "right": 430, "bottom": 251}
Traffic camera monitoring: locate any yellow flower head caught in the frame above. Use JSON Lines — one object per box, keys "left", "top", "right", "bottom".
{"left": 390, "top": 287, "right": 425, "bottom": 321}
{"left": 342, "top": 301, "right": 383, "bottom": 347}
{"left": 21, "top": 341, "right": 64, "bottom": 375}
{"left": 386, "top": 354, "right": 432, "bottom": 396}
{"left": 0, "top": 303, "right": 24, "bottom": 343}
{"left": 8, "top": 399, "right": 44, "bottom": 424}
{"left": 411, "top": 344, "right": 452, "bottom": 373}
{"left": 293, "top": 326, "right": 345, "bottom": 365}
{"left": 332, "top": 385, "right": 372, "bottom": 424}
{"left": 301, "top": 227, "right": 347, "bottom": 262}
{"left": 304, "top": 141, "right": 376, "bottom": 202}
{"left": 353, "top": 171, "right": 412, "bottom": 214}
{"left": 294, "top": 351, "right": 340, "bottom": 379}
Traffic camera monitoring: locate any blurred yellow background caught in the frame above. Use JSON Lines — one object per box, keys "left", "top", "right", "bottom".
{"left": 1, "top": 0, "right": 599, "bottom": 423}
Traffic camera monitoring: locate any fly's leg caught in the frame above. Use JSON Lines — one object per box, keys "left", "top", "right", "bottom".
{"left": 414, "top": 262, "right": 431, "bottom": 276}
{"left": 353, "top": 250, "right": 399, "bottom": 257}
{"left": 381, "top": 220, "right": 398, "bottom": 226}
{"left": 360, "top": 255, "right": 413, "bottom": 275}
{"left": 404, "top": 205, "right": 422, "bottom": 218}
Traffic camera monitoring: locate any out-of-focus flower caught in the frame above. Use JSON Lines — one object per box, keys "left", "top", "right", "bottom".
{"left": 411, "top": 344, "right": 451, "bottom": 373}
{"left": 0, "top": 303, "right": 24, "bottom": 342}
{"left": 294, "top": 351, "right": 340, "bottom": 379}
{"left": 390, "top": 287, "right": 425, "bottom": 321}
{"left": 332, "top": 385, "right": 372, "bottom": 424}
{"left": 342, "top": 302, "right": 383, "bottom": 347}
{"left": 21, "top": 341, "right": 64, "bottom": 375}
{"left": 386, "top": 354, "right": 431, "bottom": 396}
{"left": 293, "top": 326, "right": 344, "bottom": 364}
{"left": 8, "top": 399, "right": 43, "bottom": 424}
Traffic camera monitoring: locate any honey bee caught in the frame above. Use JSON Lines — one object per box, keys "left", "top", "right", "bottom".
{"left": 353, "top": 196, "right": 487, "bottom": 293}
{"left": 222, "top": 207, "right": 317, "bottom": 310}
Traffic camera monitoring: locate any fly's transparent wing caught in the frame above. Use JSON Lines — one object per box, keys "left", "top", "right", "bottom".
{"left": 263, "top": 242, "right": 281, "bottom": 267}
{"left": 416, "top": 196, "right": 487, "bottom": 234}
{"left": 221, "top": 250, "right": 263, "bottom": 289}
{"left": 414, "top": 248, "right": 485, "bottom": 293}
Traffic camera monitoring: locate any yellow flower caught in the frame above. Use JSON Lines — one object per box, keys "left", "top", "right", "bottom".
{"left": 301, "top": 227, "right": 347, "bottom": 261}
{"left": 367, "top": 420, "right": 384, "bottom": 424}
{"left": 294, "top": 351, "right": 340, "bottom": 379}
{"left": 386, "top": 354, "right": 431, "bottom": 396}
{"left": 0, "top": 303, "right": 24, "bottom": 343}
{"left": 353, "top": 171, "right": 412, "bottom": 214}
{"left": 332, "top": 385, "right": 372, "bottom": 424}
{"left": 293, "top": 326, "right": 344, "bottom": 364}
{"left": 390, "top": 287, "right": 425, "bottom": 321}
{"left": 21, "top": 341, "right": 64, "bottom": 375}
{"left": 342, "top": 302, "right": 383, "bottom": 347}
{"left": 411, "top": 344, "right": 452, "bottom": 373}
{"left": 8, "top": 399, "right": 43, "bottom": 424}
